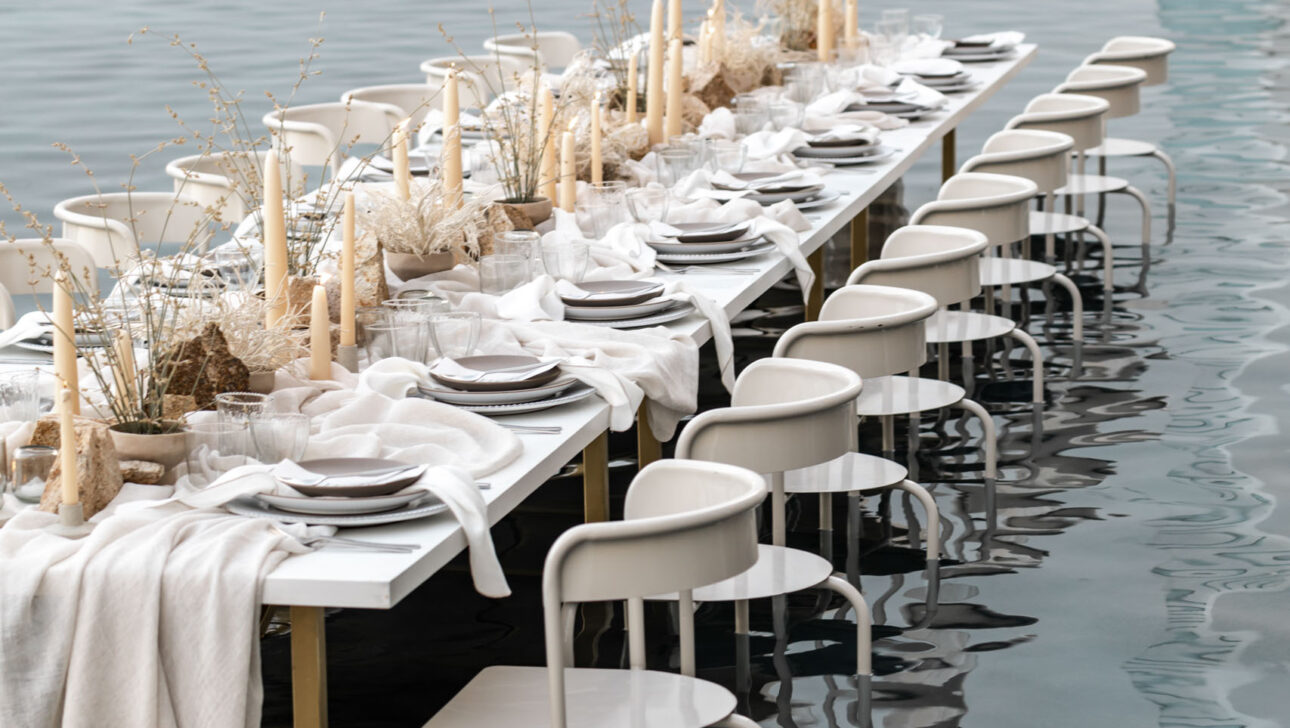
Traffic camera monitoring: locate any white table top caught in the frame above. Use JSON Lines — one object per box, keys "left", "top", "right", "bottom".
{"left": 264, "top": 46, "right": 1038, "bottom": 610}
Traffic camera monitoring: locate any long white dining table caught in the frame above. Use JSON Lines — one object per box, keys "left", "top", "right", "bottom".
{"left": 261, "top": 44, "right": 1037, "bottom": 728}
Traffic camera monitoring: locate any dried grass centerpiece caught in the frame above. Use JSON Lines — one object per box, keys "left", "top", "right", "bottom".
{"left": 363, "top": 178, "right": 491, "bottom": 280}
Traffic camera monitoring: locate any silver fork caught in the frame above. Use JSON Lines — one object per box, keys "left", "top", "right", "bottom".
{"left": 301, "top": 536, "right": 419, "bottom": 553}
{"left": 500, "top": 424, "right": 564, "bottom": 434}
{"left": 655, "top": 262, "right": 759, "bottom": 275}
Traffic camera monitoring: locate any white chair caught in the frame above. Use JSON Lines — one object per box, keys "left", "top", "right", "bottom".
{"left": 1058, "top": 63, "right": 1177, "bottom": 212}
{"left": 261, "top": 100, "right": 402, "bottom": 175}
{"left": 341, "top": 83, "right": 487, "bottom": 129}
{"left": 660, "top": 358, "right": 877, "bottom": 714}
{"left": 424, "top": 459, "right": 766, "bottom": 728}
{"left": 165, "top": 150, "right": 304, "bottom": 225}
{"left": 483, "top": 31, "right": 582, "bottom": 70}
{"left": 0, "top": 282, "right": 14, "bottom": 330}
{"left": 775, "top": 285, "right": 1000, "bottom": 531}
{"left": 959, "top": 129, "right": 1118, "bottom": 323}
{"left": 847, "top": 226, "right": 1046, "bottom": 408}
{"left": 53, "top": 192, "right": 214, "bottom": 267}
{"left": 420, "top": 55, "right": 530, "bottom": 101}
{"left": 1006, "top": 93, "right": 1152, "bottom": 248}
{"left": 1085, "top": 36, "right": 1176, "bottom": 86}
{"left": 0, "top": 239, "right": 98, "bottom": 297}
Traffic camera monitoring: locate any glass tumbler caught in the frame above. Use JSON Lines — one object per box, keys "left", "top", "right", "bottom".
{"left": 363, "top": 321, "right": 425, "bottom": 363}
{"left": 0, "top": 370, "right": 40, "bottom": 423}
{"left": 479, "top": 254, "right": 531, "bottom": 295}
{"left": 184, "top": 421, "right": 250, "bottom": 488}
{"left": 912, "top": 13, "right": 943, "bottom": 40}
{"left": 427, "top": 312, "right": 482, "bottom": 361}
{"left": 541, "top": 241, "right": 590, "bottom": 283}
{"left": 626, "top": 186, "right": 672, "bottom": 224}
{"left": 10, "top": 444, "right": 56, "bottom": 503}
{"left": 249, "top": 412, "right": 310, "bottom": 464}
{"left": 215, "top": 392, "right": 270, "bottom": 428}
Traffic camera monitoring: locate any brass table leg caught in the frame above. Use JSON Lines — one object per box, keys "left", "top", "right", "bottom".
{"left": 290, "top": 606, "right": 328, "bottom": 728}
{"left": 582, "top": 430, "right": 610, "bottom": 523}
{"left": 806, "top": 247, "right": 825, "bottom": 321}
{"left": 636, "top": 402, "right": 661, "bottom": 471}
{"left": 850, "top": 208, "right": 870, "bottom": 271}
{"left": 942, "top": 128, "right": 957, "bottom": 183}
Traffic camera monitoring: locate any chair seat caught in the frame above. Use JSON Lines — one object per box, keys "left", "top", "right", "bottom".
{"left": 785, "top": 451, "right": 907, "bottom": 494}
{"left": 925, "top": 309, "right": 1016, "bottom": 344}
{"left": 1029, "top": 210, "right": 1090, "bottom": 235}
{"left": 424, "top": 665, "right": 736, "bottom": 728}
{"left": 856, "top": 376, "right": 965, "bottom": 416}
{"left": 979, "top": 257, "right": 1058, "bottom": 287}
{"left": 1053, "top": 173, "right": 1131, "bottom": 196}
{"left": 1085, "top": 137, "right": 1158, "bottom": 158}
{"left": 649, "top": 545, "right": 834, "bottom": 602}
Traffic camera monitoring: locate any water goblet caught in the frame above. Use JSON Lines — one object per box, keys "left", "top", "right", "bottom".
{"left": 479, "top": 254, "right": 531, "bottom": 295}
{"left": 626, "top": 186, "right": 672, "bottom": 224}
{"left": 912, "top": 13, "right": 943, "bottom": 40}
{"left": 184, "top": 421, "right": 251, "bottom": 488}
{"left": 706, "top": 140, "right": 748, "bottom": 172}
{"left": 428, "top": 311, "right": 482, "bottom": 361}
{"left": 215, "top": 392, "right": 269, "bottom": 429}
{"left": 249, "top": 412, "right": 310, "bottom": 464}
{"left": 363, "top": 321, "right": 425, "bottom": 363}
{"left": 768, "top": 101, "right": 805, "bottom": 131}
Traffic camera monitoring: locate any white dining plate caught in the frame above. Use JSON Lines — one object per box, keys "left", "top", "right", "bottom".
{"left": 646, "top": 234, "right": 767, "bottom": 255}
{"left": 654, "top": 242, "right": 777, "bottom": 264}
{"left": 277, "top": 458, "right": 428, "bottom": 497}
{"left": 228, "top": 494, "right": 449, "bottom": 527}
{"left": 796, "top": 147, "right": 897, "bottom": 167}
{"left": 565, "top": 297, "right": 677, "bottom": 321}
{"left": 444, "top": 382, "right": 598, "bottom": 415}
{"left": 558, "top": 280, "right": 665, "bottom": 307}
{"left": 792, "top": 143, "right": 884, "bottom": 159}
{"left": 943, "top": 49, "right": 1016, "bottom": 63}
{"left": 257, "top": 490, "right": 429, "bottom": 515}
{"left": 576, "top": 302, "right": 698, "bottom": 329}
{"left": 793, "top": 190, "right": 845, "bottom": 210}
{"left": 416, "top": 377, "right": 580, "bottom": 405}
{"left": 744, "top": 185, "right": 827, "bottom": 205}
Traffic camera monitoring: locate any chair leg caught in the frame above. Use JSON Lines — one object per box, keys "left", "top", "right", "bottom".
{"left": 1151, "top": 148, "right": 1177, "bottom": 208}
{"left": 1119, "top": 185, "right": 1152, "bottom": 247}
{"left": 1006, "top": 328, "right": 1045, "bottom": 405}
{"left": 823, "top": 575, "right": 873, "bottom": 688}
{"left": 1049, "top": 273, "right": 1085, "bottom": 344}
{"left": 891, "top": 479, "right": 941, "bottom": 564}
{"left": 952, "top": 398, "right": 998, "bottom": 541}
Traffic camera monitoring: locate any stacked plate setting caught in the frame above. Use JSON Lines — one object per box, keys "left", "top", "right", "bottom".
{"left": 792, "top": 130, "right": 895, "bottom": 167}
{"left": 227, "top": 458, "right": 450, "bottom": 526}
{"left": 711, "top": 173, "right": 841, "bottom": 210}
{"left": 942, "top": 37, "right": 1017, "bottom": 63}
{"left": 645, "top": 221, "right": 776, "bottom": 265}
{"left": 891, "top": 58, "right": 977, "bottom": 94}
{"left": 417, "top": 354, "right": 597, "bottom": 414}
{"left": 561, "top": 280, "right": 695, "bottom": 328}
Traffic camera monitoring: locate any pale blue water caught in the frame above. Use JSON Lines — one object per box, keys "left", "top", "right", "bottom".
{"left": 5, "top": 1, "right": 1290, "bottom": 726}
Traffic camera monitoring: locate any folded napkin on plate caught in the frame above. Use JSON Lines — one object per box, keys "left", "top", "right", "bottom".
{"left": 699, "top": 107, "right": 736, "bottom": 139}
{"left": 0, "top": 311, "right": 50, "bottom": 350}
{"left": 429, "top": 356, "right": 562, "bottom": 383}
{"left": 741, "top": 128, "right": 811, "bottom": 160}
{"left": 555, "top": 279, "right": 660, "bottom": 301}
{"left": 807, "top": 90, "right": 868, "bottom": 117}
{"left": 896, "top": 78, "right": 948, "bottom": 109}
{"left": 901, "top": 37, "right": 955, "bottom": 59}
{"left": 852, "top": 63, "right": 903, "bottom": 90}
{"left": 644, "top": 220, "right": 748, "bottom": 239}
{"left": 803, "top": 109, "right": 908, "bottom": 132}
{"left": 272, "top": 459, "right": 429, "bottom": 488}
{"left": 709, "top": 169, "right": 820, "bottom": 190}
{"left": 808, "top": 124, "right": 881, "bottom": 144}
{"left": 959, "top": 31, "right": 1025, "bottom": 48}
{"left": 891, "top": 57, "right": 964, "bottom": 77}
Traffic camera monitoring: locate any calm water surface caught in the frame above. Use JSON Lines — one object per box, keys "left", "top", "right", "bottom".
{"left": 4, "top": 1, "right": 1290, "bottom": 726}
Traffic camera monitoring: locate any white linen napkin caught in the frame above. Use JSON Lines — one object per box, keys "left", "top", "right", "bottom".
{"left": 742, "top": 128, "right": 811, "bottom": 161}
{"left": 807, "top": 90, "right": 868, "bottom": 117}
{"left": 896, "top": 77, "right": 949, "bottom": 109}
{"left": 807, "top": 124, "right": 881, "bottom": 144}
{"left": 272, "top": 459, "right": 429, "bottom": 488}
{"left": 699, "top": 107, "right": 737, "bottom": 139}
{"left": 802, "top": 110, "right": 908, "bottom": 132}
{"left": 902, "top": 37, "right": 955, "bottom": 59}
{"left": 0, "top": 310, "right": 49, "bottom": 350}
{"left": 429, "top": 356, "right": 562, "bottom": 383}
{"left": 891, "top": 57, "right": 965, "bottom": 78}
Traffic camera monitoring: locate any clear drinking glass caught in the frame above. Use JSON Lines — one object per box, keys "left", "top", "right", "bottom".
{"left": 657, "top": 147, "right": 698, "bottom": 183}
{"left": 381, "top": 298, "right": 443, "bottom": 362}
{"left": 880, "top": 8, "right": 911, "bottom": 36}
{"left": 626, "top": 186, "right": 672, "bottom": 223}
{"left": 706, "top": 140, "right": 747, "bottom": 172}
{"left": 0, "top": 371, "right": 40, "bottom": 423}
{"left": 912, "top": 14, "right": 943, "bottom": 40}
{"left": 733, "top": 105, "right": 769, "bottom": 136}
{"left": 184, "top": 421, "right": 250, "bottom": 488}
{"left": 215, "top": 392, "right": 270, "bottom": 428}
{"left": 768, "top": 101, "right": 805, "bottom": 131}
{"left": 428, "top": 311, "right": 481, "bottom": 361}
{"left": 575, "top": 200, "right": 623, "bottom": 239}
{"left": 493, "top": 230, "right": 541, "bottom": 262}
{"left": 249, "top": 412, "right": 310, "bottom": 464}
{"left": 10, "top": 444, "right": 56, "bottom": 503}
{"left": 363, "top": 321, "right": 425, "bottom": 363}
{"left": 541, "top": 241, "right": 590, "bottom": 283}
{"left": 479, "top": 254, "right": 531, "bottom": 295}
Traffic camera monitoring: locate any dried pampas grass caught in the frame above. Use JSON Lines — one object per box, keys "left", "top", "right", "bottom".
{"left": 362, "top": 179, "right": 490, "bottom": 258}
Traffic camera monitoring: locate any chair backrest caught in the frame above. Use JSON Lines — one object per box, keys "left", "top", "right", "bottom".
{"left": 484, "top": 31, "right": 582, "bottom": 69}
{"left": 774, "top": 284, "right": 938, "bottom": 378}
{"left": 847, "top": 225, "right": 988, "bottom": 307}
{"left": 1086, "top": 36, "right": 1175, "bottom": 86}
{"left": 676, "top": 358, "right": 861, "bottom": 476}
{"left": 1004, "top": 93, "right": 1110, "bottom": 152}
{"left": 54, "top": 192, "right": 214, "bottom": 267}
{"left": 165, "top": 150, "right": 304, "bottom": 224}
{"left": 420, "top": 55, "right": 531, "bottom": 100}
{"left": 541, "top": 458, "right": 764, "bottom": 726}
{"left": 261, "top": 100, "right": 402, "bottom": 174}
{"left": 909, "top": 172, "right": 1037, "bottom": 247}
{"left": 341, "top": 83, "right": 488, "bottom": 129}
{"left": 0, "top": 282, "right": 14, "bottom": 330}
{"left": 1055, "top": 64, "right": 1147, "bottom": 119}
{"left": 0, "top": 240, "right": 99, "bottom": 299}
{"left": 959, "top": 129, "right": 1074, "bottom": 195}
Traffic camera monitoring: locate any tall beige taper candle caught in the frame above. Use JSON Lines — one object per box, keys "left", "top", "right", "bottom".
{"left": 441, "top": 70, "right": 462, "bottom": 208}
{"left": 111, "top": 330, "right": 136, "bottom": 403}
{"left": 340, "top": 192, "right": 356, "bottom": 347}
{"left": 393, "top": 119, "right": 411, "bottom": 202}
{"left": 626, "top": 55, "right": 639, "bottom": 125}
{"left": 559, "top": 126, "right": 577, "bottom": 212}
{"left": 308, "top": 284, "right": 331, "bottom": 380}
{"left": 262, "top": 150, "right": 289, "bottom": 329}
{"left": 845, "top": 0, "right": 858, "bottom": 48}
{"left": 664, "top": 38, "right": 684, "bottom": 139}
{"left": 817, "top": 0, "right": 835, "bottom": 62}
{"left": 52, "top": 270, "right": 79, "bottom": 415}
{"left": 591, "top": 93, "right": 603, "bottom": 184}
{"left": 539, "top": 85, "right": 557, "bottom": 202}
{"left": 645, "top": 0, "right": 666, "bottom": 146}
{"left": 58, "top": 390, "right": 78, "bottom": 505}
